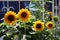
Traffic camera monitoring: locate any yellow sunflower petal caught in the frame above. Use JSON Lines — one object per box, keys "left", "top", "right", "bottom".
{"left": 32, "top": 20, "right": 44, "bottom": 32}
{"left": 4, "top": 11, "right": 17, "bottom": 25}
{"left": 17, "top": 8, "right": 31, "bottom": 22}
{"left": 48, "top": 12, "right": 52, "bottom": 15}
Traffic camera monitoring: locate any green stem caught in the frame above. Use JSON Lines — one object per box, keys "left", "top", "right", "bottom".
{"left": 55, "top": 22, "right": 58, "bottom": 40}
{"left": 23, "top": 22, "right": 26, "bottom": 35}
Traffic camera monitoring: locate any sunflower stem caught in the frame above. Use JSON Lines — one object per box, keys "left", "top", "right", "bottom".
{"left": 21, "top": 22, "right": 27, "bottom": 40}
{"left": 55, "top": 22, "right": 58, "bottom": 40}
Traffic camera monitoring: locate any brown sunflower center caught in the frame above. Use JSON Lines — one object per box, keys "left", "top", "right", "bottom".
{"left": 36, "top": 24, "right": 42, "bottom": 29}
{"left": 21, "top": 12, "right": 27, "bottom": 18}
{"left": 48, "top": 24, "right": 53, "bottom": 28}
{"left": 8, "top": 15, "right": 14, "bottom": 21}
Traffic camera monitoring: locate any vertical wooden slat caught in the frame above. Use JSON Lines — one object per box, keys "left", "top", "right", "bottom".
{"left": 19, "top": 0, "right": 20, "bottom": 10}
{"left": 55, "top": 0, "right": 58, "bottom": 16}
{"left": 52, "top": 0, "right": 54, "bottom": 17}
{"left": 42, "top": 0, "right": 45, "bottom": 22}
{"left": 7, "top": 0, "right": 9, "bottom": 11}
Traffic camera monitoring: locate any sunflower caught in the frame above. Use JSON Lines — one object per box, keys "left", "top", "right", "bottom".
{"left": 4, "top": 11, "right": 17, "bottom": 25}
{"left": 17, "top": 8, "right": 31, "bottom": 22}
{"left": 48, "top": 12, "right": 53, "bottom": 21}
{"left": 46, "top": 21, "right": 53, "bottom": 29}
{"left": 32, "top": 20, "right": 44, "bottom": 32}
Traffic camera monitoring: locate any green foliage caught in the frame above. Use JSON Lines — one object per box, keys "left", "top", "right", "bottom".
{"left": 0, "top": 0, "right": 60, "bottom": 40}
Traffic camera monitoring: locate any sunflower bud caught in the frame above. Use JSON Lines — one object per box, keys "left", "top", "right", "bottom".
{"left": 53, "top": 16, "right": 58, "bottom": 22}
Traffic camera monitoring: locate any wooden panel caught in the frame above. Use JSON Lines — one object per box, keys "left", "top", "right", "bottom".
{"left": 0, "top": 0, "right": 31, "bottom": 1}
